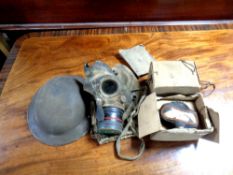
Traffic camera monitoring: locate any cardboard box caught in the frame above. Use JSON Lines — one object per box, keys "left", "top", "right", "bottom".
{"left": 149, "top": 61, "right": 201, "bottom": 95}
{"left": 138, "top": 61, "right": 219, "bottom": 142}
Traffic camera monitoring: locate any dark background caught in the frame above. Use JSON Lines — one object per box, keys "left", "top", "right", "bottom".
{"left": 0, "top": 0, "right": 232, "bottom": 23}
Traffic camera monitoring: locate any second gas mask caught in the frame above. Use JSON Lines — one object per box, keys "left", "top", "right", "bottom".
{"left": 84, "top": 61, "right": 139, "bottom": 135}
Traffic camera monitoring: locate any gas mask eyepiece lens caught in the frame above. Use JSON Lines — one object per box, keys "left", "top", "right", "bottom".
{"left": 101, "top": 79, "right": 118, "bottom": 95}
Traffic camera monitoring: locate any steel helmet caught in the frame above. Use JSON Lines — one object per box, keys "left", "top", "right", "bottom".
{"left": 27, "top": 76, "right": 90, "bottom": 146}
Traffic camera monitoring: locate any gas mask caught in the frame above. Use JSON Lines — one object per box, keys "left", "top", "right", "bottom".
{"left": 84, "top": 61, "right": 139, "bottom": 135}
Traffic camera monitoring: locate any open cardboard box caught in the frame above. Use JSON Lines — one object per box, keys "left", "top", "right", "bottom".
{"left": 138, "top": 61, "right": 219, "bottom": 142}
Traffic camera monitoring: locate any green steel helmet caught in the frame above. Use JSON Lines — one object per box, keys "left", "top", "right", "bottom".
{"left": 27, "top": 76, "right": 90, "bottom": 146}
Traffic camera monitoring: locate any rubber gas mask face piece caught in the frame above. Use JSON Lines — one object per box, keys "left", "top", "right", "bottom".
{"left": 84, "top": 61, "right": 139, "bottom": 135}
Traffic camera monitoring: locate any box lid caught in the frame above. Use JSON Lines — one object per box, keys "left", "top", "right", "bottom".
{"left": 149, "top": 61, "right": 201, "bottom": 95}
{"left": 203, "top": 107, "right": 220, "bottom": 143}
{"left": 138, "top": 92, "right": 161, "bottom": 138}
{"left": 119, "top": 45, "right": 155, "bottom": 76}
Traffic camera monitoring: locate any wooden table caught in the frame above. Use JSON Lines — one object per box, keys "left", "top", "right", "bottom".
{"left": 0, "top": 25, "right": 233, "bottom": 175}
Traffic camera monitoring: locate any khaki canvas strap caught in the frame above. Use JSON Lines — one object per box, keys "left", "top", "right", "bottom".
{"left": 115, "top": 94, "right": 146, "bottom": 161}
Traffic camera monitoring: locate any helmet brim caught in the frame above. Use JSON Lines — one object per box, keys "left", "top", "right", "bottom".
{"left": 27, "top": 76, "right": 89, "bottom": 146}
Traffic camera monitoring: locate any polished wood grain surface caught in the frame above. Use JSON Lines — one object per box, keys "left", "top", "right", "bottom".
{"left": 1, "top": 23, "right": 233, "bottom": 93}
{"left": 0, "top": 28, "right": 233, "bottom": 175}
